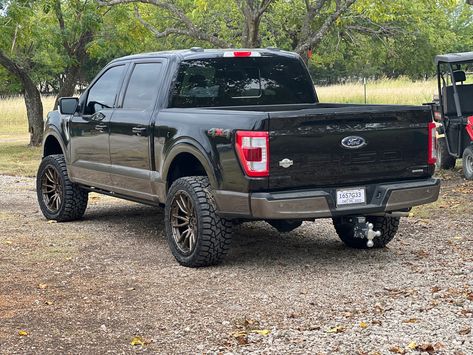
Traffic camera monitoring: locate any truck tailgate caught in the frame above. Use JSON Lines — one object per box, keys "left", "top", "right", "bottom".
{"left": 268, "top": 105, "right": 433, "bottom": 190}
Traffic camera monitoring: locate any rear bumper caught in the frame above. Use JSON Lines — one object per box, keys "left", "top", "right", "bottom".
{"left": 214, "top": 178, "right": 440, "bottom": 219}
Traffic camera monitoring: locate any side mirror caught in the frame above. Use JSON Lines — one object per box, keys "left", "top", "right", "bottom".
{"left": 58, "top": 97, "right": 79, "bottom": 115}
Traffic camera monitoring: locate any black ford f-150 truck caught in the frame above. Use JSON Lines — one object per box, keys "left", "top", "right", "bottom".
{"left": 37, "top": 48, "right": 440, "bottom": 267}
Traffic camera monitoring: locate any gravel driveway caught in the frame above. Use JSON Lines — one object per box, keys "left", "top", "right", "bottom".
{"left": 0, "top": 173, "right": 472, "bottom": 354}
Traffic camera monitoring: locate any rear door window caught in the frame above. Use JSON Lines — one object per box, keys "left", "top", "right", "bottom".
{"left": 122, "top": 62, "right": 163, "bottom": 110}
{"left": 170, "top": 56, "right": 316, "bottom": 107}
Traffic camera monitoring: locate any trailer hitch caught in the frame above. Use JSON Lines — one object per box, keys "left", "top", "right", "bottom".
{"left": 352, "top": 217, "right": 381, "bottom": 248}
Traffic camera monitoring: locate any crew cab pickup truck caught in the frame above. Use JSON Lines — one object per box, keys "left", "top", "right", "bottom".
{"left": 37, "top": 48, "right": 440, "bottom": 267}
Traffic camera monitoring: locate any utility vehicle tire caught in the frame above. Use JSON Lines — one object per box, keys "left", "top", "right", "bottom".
{"left": 332, "top": 216, "right": 400, "bottom": 249}
{"left": 164, "top": 176, "right": 232, "bottom": 267}
{"left": 267, "top": 220, "right": 303, "bottom": 233}
{"left": 437, "top": 138, "right": 456, "bottom": 170}
{"left": 36, "top": 154, "right": 88, "bottom": 221}
{"left": 462, "top": 145, "right": 473, "bottom": 180}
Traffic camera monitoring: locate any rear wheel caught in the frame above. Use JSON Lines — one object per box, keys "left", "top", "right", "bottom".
{"left": 332, "top": 216, "right": 400, "bottom": 249}
{"left": 164, "top": 176, "right": 232, "bottom": 267}
{"left": 36, "top": 154, "right": 88, "bottom": 221}
{"left": 462, "top": 145, "right": 473, "bottom": 180}
{"left": 437, "top": 137, "right": 456, "bottom": 170}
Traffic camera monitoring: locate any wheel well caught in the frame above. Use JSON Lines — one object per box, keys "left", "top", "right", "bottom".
{"left": 44, "top": 136, "right": 63, "bottom": 157}
{"left": 167, "top": 153, "right": 207, "bottom": 189}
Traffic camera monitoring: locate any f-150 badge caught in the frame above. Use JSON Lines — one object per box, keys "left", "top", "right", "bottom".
{"left": 279, "top": 158, "right": 293, "bottom": 168}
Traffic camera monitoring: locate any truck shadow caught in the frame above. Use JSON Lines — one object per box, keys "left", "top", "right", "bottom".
{"left": 82, "top": 203, "right": 397, "bottom": 267}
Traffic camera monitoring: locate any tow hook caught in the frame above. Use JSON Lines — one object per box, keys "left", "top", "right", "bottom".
{"left": 352, "top": 217, "right": 381, "bottom": 248}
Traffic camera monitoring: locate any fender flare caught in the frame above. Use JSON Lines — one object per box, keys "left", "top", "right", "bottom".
{"left": 42, "top": 128, "right": 67, "bottom": 161}
{"left": 162, "top": 140, "right": 220, "bottom": 190}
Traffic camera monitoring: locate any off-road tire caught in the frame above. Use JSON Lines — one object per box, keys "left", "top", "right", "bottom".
{"left": 36, "top": 154, "right": 88, "bottom": 221}
{"left": 332, "top": 216, "right": 400, "bottom": 249}
{"left": 462, "top": 145, "right": 473, "bottom": 180}
{"left": 437, "top": 137, "right": 456, "bottom": 170}
{"left": 164, "top": 176, "right": 232, "bottom": 267}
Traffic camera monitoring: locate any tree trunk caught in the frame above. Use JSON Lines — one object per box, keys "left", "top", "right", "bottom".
{"left": 0, "top": 50, "right": 44, "bottom": 146}
{"left": 54, "top": 65, "right": 80, "bottom": 109}
{"left": 23, "top": 82, "right": 44, "bottom": 146}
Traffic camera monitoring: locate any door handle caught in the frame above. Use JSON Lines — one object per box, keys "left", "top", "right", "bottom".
{"left": 95, "top": 124, "right": 107, "bottom": 132}
{"left": 132, "top": 127, "right": 147, "bottom": 135}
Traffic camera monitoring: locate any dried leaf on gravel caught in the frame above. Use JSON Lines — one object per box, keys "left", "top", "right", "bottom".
{"left": 407, "top": 341, "right": 417, "bottom": 350}
{"left": 359, "top": 322, "right": 368, "bottom": 329}
{"left": 402, "top": 318, "right": 418, "bottom": 324}
{"left": 326, "top": 325, "right": 345, "bottom": 334}
{"left": 251, "top": 329, "right": 271, "bottom": 336}
{"left": 416, "top": 343, "right": 435, "bottom": 353}
{"left": 37, "top": 283, "right": 48, "bottom": 289}
{"left": 389, "top": 346, "right": 405, "bottom": 354}
{"left": 18, "top": 330, "right": 28, "bottom": 336}
{"left": 130, "top": 336, "right": 145, "bottom": 347}
{"left": 458, "top": 326, "right": 471, "bottom": 335}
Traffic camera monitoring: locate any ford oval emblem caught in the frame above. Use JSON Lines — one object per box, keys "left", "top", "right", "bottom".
{"left": 341, "top": 136, "right": 367, "bottom": 149}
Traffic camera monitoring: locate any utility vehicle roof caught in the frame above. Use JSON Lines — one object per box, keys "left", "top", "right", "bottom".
{"left": 435, "top": 51, "right": 473, "bottom": 65}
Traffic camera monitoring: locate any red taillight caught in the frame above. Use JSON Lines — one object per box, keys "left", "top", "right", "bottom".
{"left": 428, "top": 122, "right": 437, "bottom": 165}
{"left": 466, "top": 116, "right": 473, "bottom": 140}
{"left": 235, "top": 131, "right": 269, "bottom": 177}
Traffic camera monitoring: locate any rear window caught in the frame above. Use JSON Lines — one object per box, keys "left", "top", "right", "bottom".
{"left": 170, "top": 56, "right": 316, "bottom": 108}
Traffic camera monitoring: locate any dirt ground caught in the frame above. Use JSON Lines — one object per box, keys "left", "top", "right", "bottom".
{"left": 0, "top": 170, "right": 472, "bottom": 354}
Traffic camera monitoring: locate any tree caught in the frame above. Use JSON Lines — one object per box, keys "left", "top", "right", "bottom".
{"left": 0, "top": 1, "right": 47, "bottom": 146}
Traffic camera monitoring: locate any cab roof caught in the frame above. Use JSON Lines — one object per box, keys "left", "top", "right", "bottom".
{"left": 111, "top": 48, "right": 299, "bottom": 63}
{"left": 435, "top": 51, "right": 473, "bottom": 65}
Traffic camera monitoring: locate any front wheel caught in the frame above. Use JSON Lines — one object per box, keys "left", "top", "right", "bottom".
{"left": 462, "top": 145, "right": 473, "bottom": 180}
{"left": 164, "top": 176, "right": 232, "bottom": 267}
{"left": 332, "top": 216, "right": 400, "bottom": 249}
{"left": 36, "top": 154, "right": 88, "bottom": 221}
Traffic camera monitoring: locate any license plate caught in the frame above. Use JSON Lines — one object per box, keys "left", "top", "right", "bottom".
{"left": 336, "top": 188, "right": 366, "bottom": 206}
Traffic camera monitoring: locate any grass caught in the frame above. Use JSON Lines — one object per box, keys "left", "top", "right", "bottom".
{"left": 316, "top": 77, "right": 438, "bottom": 105}
{"left": 0, "top": 96, "right": 55, "bottom": 137}
{"left": 0, "top": 142, "right": 41, "bottom": 177}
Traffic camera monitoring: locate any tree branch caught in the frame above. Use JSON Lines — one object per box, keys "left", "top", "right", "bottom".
{"left": 296, "top": 0, "right": 357, "bottom": 54}
{"left": 100, "top": 0, "right": 230, "bottom": 47}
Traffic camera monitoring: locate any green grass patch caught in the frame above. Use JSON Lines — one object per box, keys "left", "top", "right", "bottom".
{"left": 0, "top": 142, "right": 41, "bottom": 177}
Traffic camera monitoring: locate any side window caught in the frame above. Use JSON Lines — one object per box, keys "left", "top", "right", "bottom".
{"left": 122, "top": 63, "right": 163, "bottom": 110}
{"left": 85, "top": 65, "right": 125, "bottom": 115}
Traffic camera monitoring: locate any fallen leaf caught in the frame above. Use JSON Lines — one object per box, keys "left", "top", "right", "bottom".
{"left": 326, "top": 325, "right": 345, "bottom": 334}
{"left": 37, "top": 283, "right": 48, "bottom": 289}
{"left": 47, "top": 220, "right": 57, "bottom": 224}
{"left": 45, "top": 301, "right": 53, "bottom": 305}
{"left": 389, "top": 346, "right": 405, "bottom": 354}
{"left": 126, "top": 287, "right": 136, "bottom": 291}
{"left": 359, "top": 321, "right": 368, "bottom": 329}
{"left": 18, "top": 330, "right": 28, "bottom": 336}
{"left": 232, "top": 331, "right": 247, "bottom": 338}
{"left": 402, "top": 318, "right": 418, "bottom": 324}
{"left": 459, "top": 326, "right": 471, "bottom": 335}
{"left": 251, "top": 329, "right": 271, "bottom": 336}
{"left": 407, "top": 341, "right": 417, "bottom": 350}
{"left": 5, "top": 240, "right": 12, "bottom": 245}
{"left": 372, "top": 320, "right": 382, "bottom": 326}
{"left": 416, "top": 343, "right": 435, "bottom": 353}
{"left": 431, "top": 286, "right": 441, "bottom": 293}
{"left": 130, "top": 336, "right": 144, "bottom": 347}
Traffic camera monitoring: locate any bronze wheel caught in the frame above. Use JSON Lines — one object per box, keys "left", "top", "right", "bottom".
{"left": 36, "top": 154, "right": 88, "bottom": 221}
{"left": 40, "top": 166, "right": 64, "bottom": 213}
{"left": 170, "top": 190, "right": 197, "bottom": 254}
{"left": 164, "top": 176, "right": 233, "bottom": 267}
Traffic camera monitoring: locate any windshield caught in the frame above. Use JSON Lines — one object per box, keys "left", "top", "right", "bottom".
{"left": 170, "top": 56, "right": 316, "bottom": 108}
